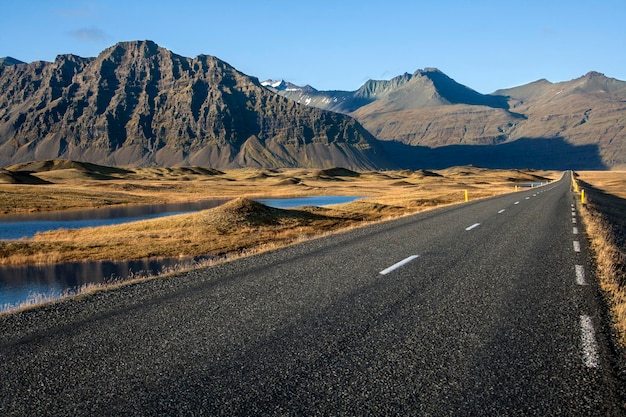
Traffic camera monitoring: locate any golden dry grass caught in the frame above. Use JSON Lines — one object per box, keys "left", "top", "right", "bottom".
{"left": 0, "top": 166, "right": 557, "bottom": 266}
{"left": 574, "top": 171, "right": 626, "bottom": 347}
{"left": 0, "top": 165, "right": 559, "bottom": 314}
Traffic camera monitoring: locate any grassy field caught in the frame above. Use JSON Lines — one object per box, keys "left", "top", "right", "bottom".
{"left": 575, "top": 171, "right": 626, "bottom": 348}
{"left": 0, "top": 162, "right": 556, "bottom": 266}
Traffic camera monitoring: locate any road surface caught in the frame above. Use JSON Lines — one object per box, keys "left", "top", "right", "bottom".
{"left": 0, "top": 173, "right": 622, "bottom": 415}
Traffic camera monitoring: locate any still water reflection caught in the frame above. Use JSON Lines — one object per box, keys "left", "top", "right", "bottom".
{"left": 0, "top": 196, "right": 362, "bottom": 311}
{"left": 0, "top": 199, "right": 230, "bottom": 240}
{"left": 0, "top": 256, "right": 208, "bottom": 311}
{"left": 255, "top": 195, "right": 362, "bottom": 209}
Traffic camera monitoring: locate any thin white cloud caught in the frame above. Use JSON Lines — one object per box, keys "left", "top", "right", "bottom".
{"left": 68, "top": 27, "right": 108, "bottom": 42}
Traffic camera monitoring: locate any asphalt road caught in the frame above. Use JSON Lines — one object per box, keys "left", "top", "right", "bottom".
{"left": 0, "top": 173, "right": 623, "bottom": 416}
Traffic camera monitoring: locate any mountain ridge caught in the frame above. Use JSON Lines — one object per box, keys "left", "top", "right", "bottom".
{"left": 1, "top": 40, "right": 624, "bottom": 170}
{"left": 0, "top": 40, "right": 391, "bottom": 170}
{"left": 267, "top": 69, "right": 625, "bottom": 168}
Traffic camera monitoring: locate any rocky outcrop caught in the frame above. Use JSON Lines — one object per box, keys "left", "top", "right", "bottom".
{"left": 0, "top": 41, "right": 391, "bottom": 170}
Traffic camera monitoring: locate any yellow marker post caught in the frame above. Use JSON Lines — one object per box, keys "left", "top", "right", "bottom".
{"left": 581, "top": 189, "right": 585, "bottom": 204}
{"left": 464, "top": 190, "right": 469, "bottom": 202}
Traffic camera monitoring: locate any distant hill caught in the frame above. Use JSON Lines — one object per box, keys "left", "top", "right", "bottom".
{"left": 0, "top": 57, "right": 25, "bottom": 66}
{"left": 268, "top": 70, "right": 626, "bottom": 169}
{"left": 0, "top": 41, "right": 391, "bottom": 170}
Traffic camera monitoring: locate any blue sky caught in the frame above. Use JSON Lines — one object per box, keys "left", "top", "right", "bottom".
{"left": 1, "top": 0, "right": 624, "bottom": 93}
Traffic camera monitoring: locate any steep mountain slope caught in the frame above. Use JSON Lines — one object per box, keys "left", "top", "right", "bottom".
{"left": 0, "top": 41, "right": 390, "bottom": 170}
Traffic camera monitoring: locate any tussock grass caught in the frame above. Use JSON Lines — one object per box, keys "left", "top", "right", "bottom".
{"left": 579, "top": 205, "right": 626, "bottom": 346}
{"left": 0, "top": 166, "right": 558, "bottom": 266}
{"left": 575, "top": 172, "right": 626, "bottom": 348}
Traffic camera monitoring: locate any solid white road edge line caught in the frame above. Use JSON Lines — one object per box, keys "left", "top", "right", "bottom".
{"left": 575, "top": 265, "right": 587, "bottom": 285}
{"left": 380, "top": 255, "right": 419, "bottom": 275}
{"left": 580, "top": 315, "right": 600, "bottom": 368}
{"left": 465, "top": 223, "right": 481, "bottom": 231}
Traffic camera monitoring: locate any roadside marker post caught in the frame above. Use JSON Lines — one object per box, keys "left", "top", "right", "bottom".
{"left": 464, "top": 190, "right": 469, "bottom": 202}
{"left": 581, "top": 189, "right": 585, "bottom": 204}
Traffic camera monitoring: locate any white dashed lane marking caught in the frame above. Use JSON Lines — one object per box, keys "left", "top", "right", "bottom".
{"left": 580, "top": 315, "right": 600, "bottom": 368}
{"left": 575, "top": 265, "right": 586, "bottom": 285}
{"left": 380, "top": 255, "right": 419, "bottom": 275}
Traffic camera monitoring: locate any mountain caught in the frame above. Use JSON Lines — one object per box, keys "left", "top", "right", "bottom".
{"left": 491, "top": 72, "right": 626, "bottom": 168}
{"left": 2, "top": 41, "right": 623, "bottom": 171}
{"left": 269, "top": 70, "right": 626, "bottom": 169}
{"left": 0, "top": 41, "right": 390, "bottom": 170}
{"left": 263, "top": 68, "right": 509, "bottom": 114}
{"left": 0, "top": 57, "right": 25, "bottom": 66}
{"left": 265, "top": 69, "right": 522, "bottom": 148}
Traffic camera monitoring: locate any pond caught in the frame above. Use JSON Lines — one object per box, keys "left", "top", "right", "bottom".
{"left": 0, "top": 256, "right": 211, "bottom": 312}
{"left": 255, "top": 195, "right": 363, "bottom": 209}
{"left": 0, "top": 195, "right": 363, "bottom": 311}
{"left": 0, "top": 199, "right": 230, "bottom": 240}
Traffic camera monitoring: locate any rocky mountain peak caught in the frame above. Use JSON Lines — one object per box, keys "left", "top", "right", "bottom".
{"left": 572, "top": 71, "right": 626, "bottom": 94}
{"left": 355, "top": 72, "right": 413, "bottom": 99}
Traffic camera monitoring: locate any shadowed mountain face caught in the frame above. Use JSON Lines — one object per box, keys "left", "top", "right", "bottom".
{"left": 0, "top": 57, "right": 26, "bottom": 66}
{"left": 0, "top": 41, "right": 391, "bottom": 170}
{"left": 381, "top": 137, "right": 607, "bottom": 170}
